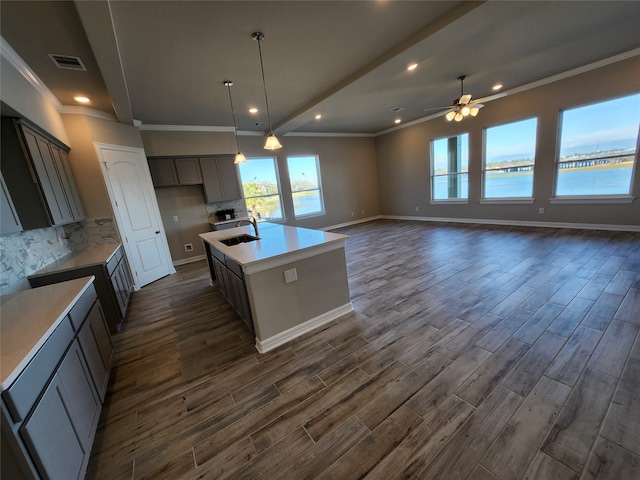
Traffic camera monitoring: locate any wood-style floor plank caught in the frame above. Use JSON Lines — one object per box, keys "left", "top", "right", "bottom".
{"left": 85, "top": 220, "right": 640, "bottom": 480}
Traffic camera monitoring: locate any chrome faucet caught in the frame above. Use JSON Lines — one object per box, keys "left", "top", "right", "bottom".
{"left": 235, "top": 217, "right": 259, "bottom": 238}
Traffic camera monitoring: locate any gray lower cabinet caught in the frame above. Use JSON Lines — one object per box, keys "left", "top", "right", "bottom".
{"left": 0, "top": 117, "right": 85, "bottom": 230}
{"left": 20, "top": 340, "right": 100, "bottom": 480}
{"left": 29, "top": 244, "right": 133, "bottom": 333}
{"left": 1, "top": 281, "right": 113, "bottom": 480}
{"left": 200, "top": 155, "right": 242, "bottom": 202}
{"left": 207, "top": 245, "right": 253, "bottom": 334}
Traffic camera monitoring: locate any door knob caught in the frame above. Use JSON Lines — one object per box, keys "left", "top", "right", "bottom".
{"left": 155, "top": 230, "right": 160, "bottom": 234}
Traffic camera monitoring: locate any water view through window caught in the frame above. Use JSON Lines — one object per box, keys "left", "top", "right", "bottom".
{"left": 432, "top": 133, "right": 469, "bottom": 200}
{"left": 484, "top": 118, "right": 537, "bottom": 198}
{"left": 556, "top": 93, "right": 639, "bottom": 196}
{"left": 238, "top": 157, "right": 283, "bottom": 221}
{"left": 287, "top": 155, "right": 324, "bottom": 217}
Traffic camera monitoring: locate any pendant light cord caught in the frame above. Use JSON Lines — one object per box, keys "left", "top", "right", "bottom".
{"left": 225, "top": 82, "right": 242, "bottom": 153}
{"left": 255, "top": 36, "right": 275, "bottom": 135}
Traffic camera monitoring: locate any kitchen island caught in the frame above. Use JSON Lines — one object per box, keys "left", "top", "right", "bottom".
{"left": 199, "top": 223, "right": 351, "bottom": 353}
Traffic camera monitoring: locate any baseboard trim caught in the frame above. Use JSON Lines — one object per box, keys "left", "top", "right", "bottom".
{"left": 378, "top": 215, "right": 640, "bottom": 232}
{"left": 255, "top": 302, "right": 354, "bottom": 353}
{"left": 322, "top": 216, "right": 382, "bottom": 231}
{"left": 172, "top": 254, "right": 206, "bottom": 266}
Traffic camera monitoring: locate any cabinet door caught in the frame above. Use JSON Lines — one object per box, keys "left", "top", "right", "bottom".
{"left": 1, "top": 173, "right": 22, "bottom": 235}
{"left": 53, "top": 146, "right": 85, "bottom": 221}
{"left": 148, "top": 158, "right": 179, "bottom": 187}
{"left": 78, "top": 302, "right": 113, "bottom": 401}
{"left": 200, "top": 157, "right": 224, "bottom": 202}
{"left": 175, "top": 157, "right": 202, "bottom": 185}
{"left": 110, "top": 257, "right": 132, "bottom": 318}
{"left": 20, "top": 341, "right": 99, "bottom": 480}
{"left": 217, "top": 156, "right": 242, "bottom": 200}
{"left": 22, "top": 127, "right": 74, "bottom": 225}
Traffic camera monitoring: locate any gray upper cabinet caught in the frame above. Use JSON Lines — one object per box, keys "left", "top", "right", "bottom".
{"left": 1, "top": 173, "right": 22, "bottom": 235}
{"left": 0, "top": 117, "right": 86, "bottom": 230}
{"left": 148, "top": 156, "right": 203, "bottom": 187}
{"left": 200, "top": 155, "right": 242, "bottom": 203}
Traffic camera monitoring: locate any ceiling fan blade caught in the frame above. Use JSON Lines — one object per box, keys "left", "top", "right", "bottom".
{"left": 470, "top": 103, "right": 484, "bottom": 109}
{"left": 423, "top": 106, "right": 453, "bottom": 112}
{"left": 459, "top": 94, "right": 472, "bottom": 105}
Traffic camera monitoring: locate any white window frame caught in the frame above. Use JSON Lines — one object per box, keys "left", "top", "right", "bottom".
{"left": 287, "top": 155, "right": 325, "bottom": 218}
{"left": 430, "top": 133, "right": 470, "bottom": 204}
{"left": 552, "top": 93, "right": 639, "bottom": 203}
{"left": 238, "top": 156, "right": 285, "bottom": 222}
{"left": 481, "top": 117, "right": 538, "bottom": 203}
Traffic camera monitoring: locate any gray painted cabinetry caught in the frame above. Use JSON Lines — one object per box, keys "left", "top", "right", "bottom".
{"left": 148, "top": 154, "right": 242, "bottom": 202}
{"left": 1, "top": 280, "right": 113, "bottom": 480}
{"left": 0, "top": 117, "right": 85, "bottom": 231}
{"left": 205, "top": 242, "right": 253, "bottom": 333}
{"left": 1, "top": 173, "right": 22, "bottom": 235}
{"left": 28, "top": 244, "right": 133, "bottom": 333}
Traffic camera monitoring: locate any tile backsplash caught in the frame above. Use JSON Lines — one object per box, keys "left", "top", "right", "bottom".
{"left": 0, "top": 218, "right": 119, "bottom": 295}
{"left": 206, "top": 199, "right": 247, "bottom": 224}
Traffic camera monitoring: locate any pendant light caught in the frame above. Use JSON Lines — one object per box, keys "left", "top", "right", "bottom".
{"left": 223, "top": 80, "right": 246, "bottom": 164}
{"left": 252, "top": 32, "right": 282, "bottom": 150}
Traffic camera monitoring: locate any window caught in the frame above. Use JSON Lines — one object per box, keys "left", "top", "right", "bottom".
{"left": 287, "top": 155, "right": 325, "bottom": 217}
{"left": 555, "top": 93, "right": 639, "bottom": 197}
{"left": 237, "top": 157, "right": 283, "bottom": 221}
{"left": 431, "top": 133, "right": 469, "bottom": 200}
{"left": 483, "top": 118, "right": 538, "bottom": 198}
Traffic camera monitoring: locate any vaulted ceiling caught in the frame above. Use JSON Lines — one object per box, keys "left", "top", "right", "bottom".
{"left": 2, "top": 1, "right": 639, "bottom": 136}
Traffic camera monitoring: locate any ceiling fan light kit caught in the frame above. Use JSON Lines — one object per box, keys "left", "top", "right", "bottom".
{"left": 252, "top": 31, "right": 283, "bottom": 150}
{"left": 444, "top": 75, "right": 484, "bottom": 122}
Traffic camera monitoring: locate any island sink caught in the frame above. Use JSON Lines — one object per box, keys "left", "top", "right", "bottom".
{"left": 219, "top": 234, "right": 259, "bottom": 246}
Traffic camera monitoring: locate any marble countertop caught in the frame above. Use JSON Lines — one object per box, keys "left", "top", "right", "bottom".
{"left": 28, "top": 243, "right": 121, "bottom": 278}
{"left": 199, "top": 223, "right": 348, "bottom": 273}
{"left": 1, "top": 276, "right": 95, "bottom": 390}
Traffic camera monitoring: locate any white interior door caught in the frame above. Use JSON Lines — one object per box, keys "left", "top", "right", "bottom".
{"left": 95, "top": 143, "right": 175, "bottom": 289}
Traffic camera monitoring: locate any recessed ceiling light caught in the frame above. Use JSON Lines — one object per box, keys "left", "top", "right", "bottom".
{"left": 315, "top": 114, "right": 322, "bottom": 120}
{"left": 407, "top": 63, "right": 418, "bottom": 71}
{"left": 394, "top": 118, "right": 402, "bottom": 124}
{"left": 492, "top": 83, "right": 503, "bottom": 91}
{"left": 249, "top": 107, "right": 258, "bottom": 114}
{"left": 74, "top": 96, "right": 90, "bottom": 104}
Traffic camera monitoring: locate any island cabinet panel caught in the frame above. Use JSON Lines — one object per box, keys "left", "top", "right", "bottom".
{"left": 200, "top": 155, "right": 242, "bottom": 203}
{"left": 0, "top": 117, "right": 86, "bottom": 230}
{"left": 0, "top": 173, "right": 22, "bottom": 235}
{"left": 78, "top": 302, "right": 113, "bottom": 401}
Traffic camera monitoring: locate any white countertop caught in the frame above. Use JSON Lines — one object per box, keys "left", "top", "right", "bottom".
{"left": 28, "top": 243, "right": 121, "bottom": 278}
{"left": 199, "top": 223, "right": 348, "bottom": 272}
{"left": 0, "top": 276, "right": 95, "bottom": 390}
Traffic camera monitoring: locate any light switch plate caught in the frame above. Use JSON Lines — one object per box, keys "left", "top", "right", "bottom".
{"left": 284, "top": 268, "right": 298, "bottom": 283}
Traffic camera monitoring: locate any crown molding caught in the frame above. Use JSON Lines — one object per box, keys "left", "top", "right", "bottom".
{"left": 59, "top": 105, "right": 117, "bottom": 121}
{"left": 284, "top": 131, "right": 376, "bottom": 138}
{"left": 375, "top": 47, "right": 640, "bottom": 137}
{"left": 138, "top": 124, "right": 235, "bottom": 132}
{"left": 1, "top": 36, "right": 62, "bottom": 111}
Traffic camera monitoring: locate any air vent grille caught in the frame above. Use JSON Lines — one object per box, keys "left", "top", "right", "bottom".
{"left": 48, "top": 54, "right": 87, "bottom": 71}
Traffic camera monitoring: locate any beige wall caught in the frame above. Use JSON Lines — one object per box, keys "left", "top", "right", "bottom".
{"left": 375, "top": 56, "right": 640, "bottom": 228}
{"left": 62, "top": 114, "right": 145, "bottom": 220}
{"left": 141, "top": 130, "right": 380, "bottom": 262}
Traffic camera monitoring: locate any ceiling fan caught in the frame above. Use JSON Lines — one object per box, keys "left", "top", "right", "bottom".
{"left": 426, "top": 75, "right": 484, "bottom": 122}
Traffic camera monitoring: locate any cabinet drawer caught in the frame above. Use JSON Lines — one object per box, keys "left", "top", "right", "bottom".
{"left": 2, "top": 317, "right": 74, "bottom": 422}
{"left": 106, "top": 246, "right": 123, "bottom": 276}
{"left": 211, "top": 246, "right": 226, "bottom": 264}
{"left": 226, "top": 257, "right": 243, "bottom": 278}
{"left": 68, "top": 284, "right": 98, "bottom": 331}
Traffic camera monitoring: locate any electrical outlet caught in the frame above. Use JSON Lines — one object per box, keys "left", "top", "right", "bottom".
{"left": 415, "top": 206, "right": 419, "bottom": 212}
{"left": 173, "top": 215, "right": 179, "bottom": 222}
{"left": 351, "top": 212, "right": 354, "bottom": 217}
{"left": 284, "top": 268, "right": 298, "bottom": 283}
{"left": 361, "top": 210, "right": 365, "bottom": 214}
{"left": 538, "top": 208, "right": 544, "bottom": 214}
{"left": 184, "top": 243, "right": 193, "bottom": 252}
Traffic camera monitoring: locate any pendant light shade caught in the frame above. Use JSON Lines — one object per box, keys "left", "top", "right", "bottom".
{"left": 252, "top": 32, "right": 283, "bottom": 150}
{"left": 223, "top": 80, "right": 246, "bottom": 164}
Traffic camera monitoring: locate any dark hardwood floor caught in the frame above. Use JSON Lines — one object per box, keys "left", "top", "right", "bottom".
{"left": 86, "top": 220, "right": 640, "bottom": 479}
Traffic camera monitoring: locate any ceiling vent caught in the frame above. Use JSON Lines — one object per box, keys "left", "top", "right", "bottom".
{"left": 48, "top": 54, "right": 86, "bottom": 71}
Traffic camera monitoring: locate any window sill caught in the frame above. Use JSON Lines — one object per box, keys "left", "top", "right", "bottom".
{"left": 479, "top": 198, "right": 535, "bottom": 205}
{"left": 294, "top": 211, "right": 326, "bottom": 220}
{"left": 549, "top": 195, "right": 635, "bottom": 205}
{"left": 430, "top": 199, "right": 469, "bottom": 205}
